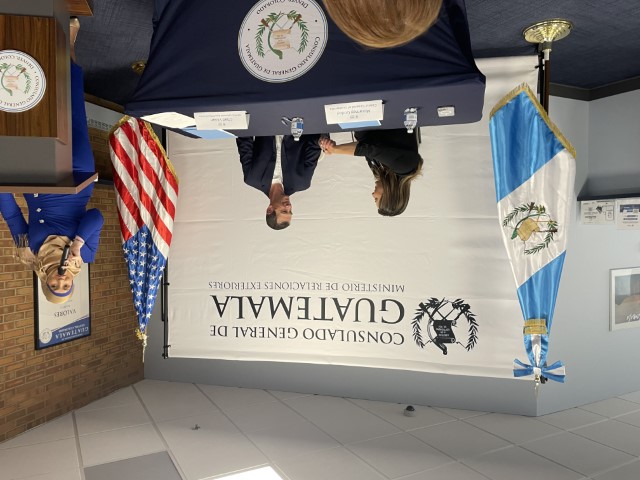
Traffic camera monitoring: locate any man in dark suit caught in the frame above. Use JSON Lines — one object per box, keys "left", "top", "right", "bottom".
{"left": 236, "top": 135, "right": 324, "bottom": 230}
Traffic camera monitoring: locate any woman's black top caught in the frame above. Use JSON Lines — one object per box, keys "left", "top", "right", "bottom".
{"left": 354, "top": 129, "right": 421, "bottom": 176}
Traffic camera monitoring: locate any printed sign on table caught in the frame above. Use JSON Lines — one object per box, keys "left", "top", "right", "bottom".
{"left": 194, "top": 111, "right": 250, "bottom": 130}
{"left": 325, "top": 100, "right": 384, "bottom": 125}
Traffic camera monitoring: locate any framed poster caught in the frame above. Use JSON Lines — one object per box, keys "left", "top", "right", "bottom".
{"left": 610, "top": 267, "right": 640, "bottom": 331}
{"left": 34, "top": 265, "right": 91, "bottom": 349}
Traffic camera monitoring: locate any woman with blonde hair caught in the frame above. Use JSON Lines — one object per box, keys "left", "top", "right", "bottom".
{"left": 0, "top": 18, "right": 103, "bottom": 304}
{"left": 322, "top": 0, "right": 443, "bottom": 48}
{"left": 320, "top": 129, "right": 423, "bottom": 216}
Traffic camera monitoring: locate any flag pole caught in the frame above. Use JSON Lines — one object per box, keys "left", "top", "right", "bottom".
{"left": 543, "top": 54, "right": 551, "bottom": 113}
{"left": 522, "top": 20, "right": 573, "bottom": 390}
{"left": 161, "top": 263, "right": 170, "bottom": 359}
{"left": 536, "top": 50, "right": 545, "bottom": 110}
{"left": 160, "top": 128, "right": 171, "bottom": 360}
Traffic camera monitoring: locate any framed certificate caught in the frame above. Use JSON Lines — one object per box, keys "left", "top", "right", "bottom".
{"left": 610, "top": 267, "right": 640, "bottom": 331}
{"left": 34, "top": 265, "right": 91, "bottom": 349}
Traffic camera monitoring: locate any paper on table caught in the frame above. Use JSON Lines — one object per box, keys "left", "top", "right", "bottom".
{"left": 141, "top": 112, "right": 196, "bottom": 129}
{"left": 325, "top": 100, "right": 384, "bottom": 125}
{"left": 194, "top": 111, "right": 250, "bottom": 130}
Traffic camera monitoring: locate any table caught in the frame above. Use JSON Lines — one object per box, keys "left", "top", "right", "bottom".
{"left": 126, "top": 0, "right": 485, "bottom": 136}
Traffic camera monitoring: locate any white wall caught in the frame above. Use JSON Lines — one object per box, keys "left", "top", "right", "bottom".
{"left": 85, "top": 102, "right": 123, "bottom": 131}
{"left": 587, "top": 90, "right": 640, "bottom": 195}
{"left": 549, "top": 97, "right": 590, "bottom": 196}
{"left": 537, "top": 93, "right": 640, "bottom": 415}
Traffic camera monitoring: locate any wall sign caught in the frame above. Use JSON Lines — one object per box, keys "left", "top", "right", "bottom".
{"left": 34, "top": 266, "right": 91, "bottom": 350}
{"left": 238, "top": 0, "right": 328, "bottom": 83}
{"left": 0, "top": 50, "right": 47, "bottom": 113}
{"left": 580, "top": 200, "right": 615, "bottom": 225}
{"left": 615, "top": 198, "right": 640, "bottom": 230}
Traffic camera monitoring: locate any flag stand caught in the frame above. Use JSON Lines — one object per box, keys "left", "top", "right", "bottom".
{"left": 523, "top": 19, "right": 573, "bottom": 115}
{"left": 160, "top": 129, "right": 171, "bottom": 360}
{"left": 535, "top": 50, "right": 551, "bottom": 113}
{"left": 161, "top": 270, "right": 171, "bottom": 359}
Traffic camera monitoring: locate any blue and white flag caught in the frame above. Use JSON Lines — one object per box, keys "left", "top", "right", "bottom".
{"left": 489, "top": 84, "right": 576, "bottom": 383}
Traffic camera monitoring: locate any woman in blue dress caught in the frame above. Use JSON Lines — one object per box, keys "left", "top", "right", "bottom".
{"left": 0, "top": 18, "right": 103, "bottom": 304}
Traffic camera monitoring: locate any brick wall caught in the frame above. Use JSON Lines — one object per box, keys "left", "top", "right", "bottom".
{"left": 0, "top": 185, "right": 144, "bottom": 443}
{"left": 88, "top": 126, "right": 114, "bottom": 182}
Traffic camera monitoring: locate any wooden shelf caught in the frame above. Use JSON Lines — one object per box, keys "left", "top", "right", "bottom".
{"left": 0, "top": 172, "right": 98, "bottom": 194}
{"left": 67, "top": 0, "right": 93, "bottom": 16}
{"left": 578, "top": 192, "right": 640, "bottom": 202}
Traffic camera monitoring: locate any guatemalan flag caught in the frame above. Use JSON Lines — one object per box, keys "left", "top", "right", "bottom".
{"left": 109, "top": 116, "right": 179, "bottom": 351}
{"left": 489, "top": 84, "right": 575, "bottom": 384}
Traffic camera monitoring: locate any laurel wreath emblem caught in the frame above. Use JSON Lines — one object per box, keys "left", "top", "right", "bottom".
{"left": 0, "top": 63, "right": 32, "bottom": 96}
{"left": 412, "top": 298, "right": 478, "bottom": 351}
{"left": 502, "top": 202, "right": 558, "bottom": 255}
{"left": 255, "top": 10, "right": 309, "bottom": 59}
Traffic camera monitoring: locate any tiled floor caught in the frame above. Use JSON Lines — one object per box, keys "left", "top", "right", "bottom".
{"left": 2, "top": 381, "right": 640, "bottom": 480}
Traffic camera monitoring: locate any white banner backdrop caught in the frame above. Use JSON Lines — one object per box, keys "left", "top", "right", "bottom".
{"left": 167, "top": 57, "right": 538, "bottom": 378}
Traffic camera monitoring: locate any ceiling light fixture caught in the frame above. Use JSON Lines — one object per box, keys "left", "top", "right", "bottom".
{"left": 523, "top": 19, "right": 573, "bottom": 60}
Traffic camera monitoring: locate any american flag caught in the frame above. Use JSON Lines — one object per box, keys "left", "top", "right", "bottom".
{"left": 109, "top": 116, "right": 178, "bottom": 348}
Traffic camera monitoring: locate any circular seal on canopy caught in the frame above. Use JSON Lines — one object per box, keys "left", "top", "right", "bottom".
{"left": 0, "top": 50, "right": 47, "bottom": 112}
{"left": 238, "top": 0, "right": 328, "bottom": 83}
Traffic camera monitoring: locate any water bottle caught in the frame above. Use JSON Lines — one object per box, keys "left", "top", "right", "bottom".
{"left": 403, "top": 108, "right": 418, "bottom": 134}
{"left": 290, "top": 117, "right": 304, "bottom": 141}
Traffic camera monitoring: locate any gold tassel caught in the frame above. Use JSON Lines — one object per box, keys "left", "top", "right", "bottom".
{"left": 489, "top": 82, "right": 577, "bottom": 159}
{"left": 135, "top": 327, "right": 148, "bottom": 362}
